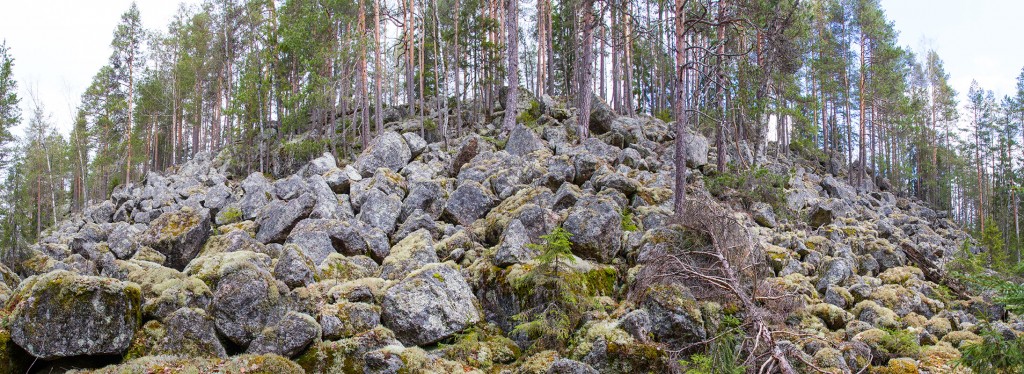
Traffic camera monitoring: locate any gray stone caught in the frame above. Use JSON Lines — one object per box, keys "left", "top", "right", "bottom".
{"left": 563, "top": 196, "right": 623, "bottom": 262}
{"left": 822, "top": 175, "right": 856, "bottom": 200}
{"left": 203, "top": 184, "right": 233, "bottom": 211}
{"left": 256, "top": 193, "right": 315, "bottom": 243}
{"left": 751, "top": 202, "right": 777, "bottom": 228}
{"left": 8, "top": 271, "right": 142, "bottom": 360}
{"left": 141, "top": 206, "right": 212, "bottom": 269}
{"left": 108, "top": 222, "right": 142, "bottom": 259}
{"left": 618, "top": 309, "right": 653, "bottom": 343}
{"left": 403, "top": 132, "right": 427, "bottom": 158}
{"left": 274, "top": 175, "right": 310, "bottom": 200}
{"left": 274, "top": 244, "right": 319, "bottom": 288}
{"left": 357, "top": 190, "right": 403, "bottom": 235}
{"left": 158, "top": 307, "right": 227, "bottom": 358}
{"left": 210, "top": 262, "right": 286, "bottom": 347}
{"left": 682, "top": 131, "right": 709, "bottom": 168}
{"left": 86, "top": 200, "right": 116, "bottom": 224}
{"left": 304, "top": 152, "right": 338, "bottom": 176}
{"left": 442, "top": 181, "right": 496, "bottom": 226}
{"left": 548, "top": 358, "right": 600, "bottom": 374}
{"left": 381, "top": 263, "right": 480, "bottom": 346}
{"left": 817, "top": 258, "right": 853, "bottom": 293}
{"left": 642, "top": 283, "right": 707, "bottom": 347}
{"left": 588, "top": 95, "right": 616, "bottom": 135}
{"left": 239, "top": 172, "right": 275, "bottom": 220}
{"left": 246, "top": 311, "right": 321, "bottom": 357}
{"left": 380, "top": 229, "right": 439, "bottom": 281}
{"left": 354, "top": 131, "right": 412, "bottom": 177}
{"left": 320, "top": 301, "right": 382, "bottom": 340}
{"left": 492, "top": 219, "right": 538, "bottom": 267}
{"left": 506, "top": 124, "right": 545, "bottom": 157}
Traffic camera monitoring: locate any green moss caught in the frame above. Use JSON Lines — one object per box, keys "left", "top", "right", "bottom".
{"left": 158, "top": 207, "right": 203, "bottom": 238}
{"left": 620, "top": 208, "right": 638, "bottom": 232}
{"left": 218, "top": 206, "right": 243, "bottom": 225}
{"left": 433, "top": 272, "right": 446, "bottom": 282}
{"left": 440, "top": 324, "right": 520, "bottom": 370}
{"left": 517, "top": 99, "right": 542, "bottom": 127}
{"left": 123, "top": 320, "right": 165, "bottom": 361}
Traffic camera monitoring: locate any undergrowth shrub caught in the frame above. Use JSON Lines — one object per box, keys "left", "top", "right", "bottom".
{"left": 510, "top": 227, "right": 599, "bottom": 352}
{"left": 679, "top": 315, "right": 746, "bottom": 374}
{"left": 705, "top": 166, "right": 789, "bottom": 211}
{"left": 957, "top": 326, "right": 1024, "bottom": 373}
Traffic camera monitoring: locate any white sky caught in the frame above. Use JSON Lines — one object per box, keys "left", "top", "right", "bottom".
{"left": 0, "top": 0, "right": 1021, "bottom": 138}
{"left": 880, "top": 0, "right": 1024, "bottom": 106}
{"left": 0, "top": 0, "right": 197, "bottom": 137}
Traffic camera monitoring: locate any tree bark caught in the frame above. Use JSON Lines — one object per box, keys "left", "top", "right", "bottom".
{"left": 503, "top": 0, "right": 519, "bottom": 132}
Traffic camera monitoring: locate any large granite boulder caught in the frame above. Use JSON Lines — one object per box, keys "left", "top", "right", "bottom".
{"left": 381, "top": 263, "right": 480, "bottom": 346}
{"left": 354, "top": 131, "right": 412, "bottom": 177}
{"left": 8, "top": 271, "right": 142, "bottom": 359}
{"left": 140, "top": 206, "right": 212, "bottom": 269}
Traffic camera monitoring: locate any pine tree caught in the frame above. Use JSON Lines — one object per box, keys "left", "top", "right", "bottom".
{"left": 0, "top": 41, "right": 19, "bottom": 169}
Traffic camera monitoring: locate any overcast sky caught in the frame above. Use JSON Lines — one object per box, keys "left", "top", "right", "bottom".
{"left": 1, "top": 0, "right": 1022, "bottom": 137}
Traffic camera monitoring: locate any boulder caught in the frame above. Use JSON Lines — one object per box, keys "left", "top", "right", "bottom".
{"left": 641, "top": 283, "right": 707, "bottom": 347}
{"left": 751, "top": 202, "right": 777, "bottom": 228}
{"left": 8, "top": 271, "right": 142, "bottom": 359}
{"left": 381, "top": 263, "right": 480, "bottom": 346}
{"left": 563, "top": 196, "right": 623, "bottom": 262}
{"left": 492, "top": 219, "right": 538, "bottom": 267}
{"left": 442, "top": 181, "right": 497, "bottom": 226}
{"left": 256, "top": 193, "right": 316, "bottom": 243}
{"left": 506, "top": 124, "right": 545, "bottom": 157}
{"left": 141, "top": 206, "right": 212, "bottom": 269}
{"left": 588, "top": 95, "right": 616, "bottom": 135}
{"left": 380, "top": 229, "right": 438, "bottom": 280}
{"left": 320, "top": 301, "right": 382, "bottom": 340}
{"left": 157, "top": 307, "right": 227, "bottom": 358}
{"left": 682, "top": 131, "right": 709, "bottom": 168}
{"left": 354, "top": 131, "right": 412, "bottom": 177}
{"left": 108, "top": 222, "right": 143, "bottom": 259}
{"left": 273, "top": 244, "right": 319, "bottom": 288}
{"left": 246, "top": 311, "right": 321, "bottom": 358}
{"left": 357, "top": 190, "right": 403, "bottom": 235}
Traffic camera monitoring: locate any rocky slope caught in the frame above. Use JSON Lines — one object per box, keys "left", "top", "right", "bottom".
{"left": 0, "top": 96, "right": 1014, "bottom": 373}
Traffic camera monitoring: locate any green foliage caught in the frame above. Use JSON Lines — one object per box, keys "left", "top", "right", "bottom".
{"left": 516, "top": 99, "right": 542, "bottom": 127}
{"left": 480, "top": 135, "right": 507, "bottom": 149}
{"left": 218, "top": 207, "right": 243, "bottom": 225}
{"left": 705, "top": 166, "right": 789, "bottom": 211}
{"left": 878, "top": 328, "right": 920, "bottom": 358}
{"left": 620, "top": 208, "right": 638, "bottom": 232}
{"left": 957, "top": 326, "right": 1024, "bottom": 373}
{"left": 653, "top": 108, "right": 672, "bottom": 123}
{"left": 510, "top": 227, "right": 597, "bottom": 352}
{"left": 680, "top": 315, "right": 746, "bottom": 374}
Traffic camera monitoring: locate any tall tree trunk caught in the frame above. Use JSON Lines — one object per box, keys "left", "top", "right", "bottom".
{"left": 858, "top": 30, "right": 866, "bottom": 189}
{"left": 374, "top": 0, "right": 384, "bottom": 136}
{"left": 575, "top": 0, "right": 596, "bottom": 140}
{"left": 503, "top": 0, "right": 519, "bottom": 132}
{"left": 673, "top": 0, "right": 688, "bottom": 218}
{"left": 359, "top": 0, "right": 370, "bottom": 148}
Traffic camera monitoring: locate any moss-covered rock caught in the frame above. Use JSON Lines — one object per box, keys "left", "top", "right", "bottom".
{"left": 6, "top": 270, "right": 142, "bottom": 359}
{"left": 141, "top": 206, "right": 212, "bottom": 269}
{"left": 295, "top": 326, "right": 400, "bottom": 373}
{"left": 320, "top": 301, "right": 382, "bottom": 340}
{"left": 115, "top": 259, "right": 212, "bottom": 320}
{"left": 439, "top": 324, "right": 520, "bottom": 370}
{"left": 78, "top": 353, "right": 304, "bottom": 374}
{"left": 639, "top": 283, "right": 707, "bottom": 347}
{"left": 381, "top": 262, "right": 480, "bottom": 346}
